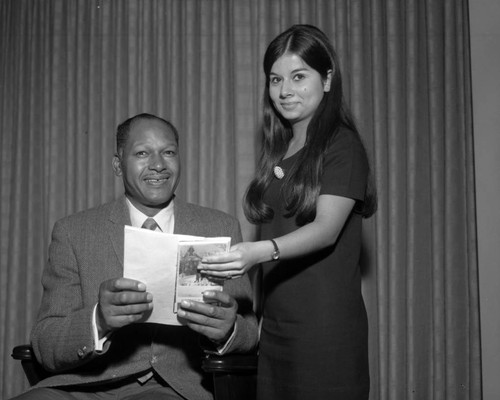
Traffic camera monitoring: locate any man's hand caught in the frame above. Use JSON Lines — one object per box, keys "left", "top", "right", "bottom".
{"left": 96, "top": 278, "right": 153, "bottom": 338}
{"left": 177, "top": 290, "right": 237, "bottom": 343}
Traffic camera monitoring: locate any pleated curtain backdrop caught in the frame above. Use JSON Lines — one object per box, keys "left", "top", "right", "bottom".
{"left": 0, "top": 1, "right": 480, "bottom": 399}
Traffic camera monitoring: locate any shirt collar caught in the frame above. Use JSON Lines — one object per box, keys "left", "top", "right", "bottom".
{"left": 125, "top": 197, "right": 175, "bottom": 234}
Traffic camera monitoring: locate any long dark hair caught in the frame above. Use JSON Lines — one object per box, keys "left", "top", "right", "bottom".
{"left": 244, "top": 24, "right": 376, "bottom": 226}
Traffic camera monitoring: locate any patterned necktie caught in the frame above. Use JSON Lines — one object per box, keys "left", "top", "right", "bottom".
{"left": 141, "top": 217, "right": 160, "bottom": 231}
{"left": 138, "top": 215, "right": 160, "bottom": 384}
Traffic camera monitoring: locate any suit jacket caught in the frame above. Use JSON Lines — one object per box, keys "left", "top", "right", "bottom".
{"left": 29, "top": 197, "right": 258, "bottom": 400}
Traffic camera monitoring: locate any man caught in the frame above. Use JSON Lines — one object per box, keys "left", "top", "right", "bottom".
{"left": 14, "top": 113, "right": 258, "bottom": 400}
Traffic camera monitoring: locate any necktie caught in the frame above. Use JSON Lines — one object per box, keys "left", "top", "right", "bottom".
{"left": 138, "top": 216, "right": 159, "bottom": 383}
{"left": 142, "top": 217, "right": 160, "bottom": 231}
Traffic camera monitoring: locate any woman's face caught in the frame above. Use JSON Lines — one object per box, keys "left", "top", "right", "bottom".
{"left": 268, "top": 53, "right": 331, "bottom": 131}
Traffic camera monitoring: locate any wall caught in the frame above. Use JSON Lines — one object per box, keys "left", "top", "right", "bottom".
{"left": 469, "top": 1, "right": 500, "bottom": 399}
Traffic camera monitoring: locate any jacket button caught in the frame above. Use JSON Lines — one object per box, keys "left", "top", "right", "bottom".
{"left": 77, "top": 346, "right": 87, "bottom": 358}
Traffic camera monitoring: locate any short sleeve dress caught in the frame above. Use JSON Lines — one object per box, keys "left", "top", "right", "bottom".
{"left": 256, "top": 128, "right": 370, "bottom": 400}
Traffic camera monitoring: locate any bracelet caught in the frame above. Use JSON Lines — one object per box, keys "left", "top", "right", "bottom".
{"left": 270, "top": 239, "right": 280, "bottom": 261}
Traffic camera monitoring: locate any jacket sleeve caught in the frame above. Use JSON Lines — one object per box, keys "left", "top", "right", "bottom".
{"left": 30, "top": 219, "right": 101, "bottom": 372}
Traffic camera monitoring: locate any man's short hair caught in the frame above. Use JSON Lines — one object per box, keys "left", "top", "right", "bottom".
{"left": 116, "top": 113, "right": 179, "bottom": 154}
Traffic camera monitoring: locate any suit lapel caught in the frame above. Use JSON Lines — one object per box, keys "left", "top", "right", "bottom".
{"left": 107, "top": 197, "right": 131, "bottom": 269}
{"left": 173, "top": 199, "right": 195, "bottom": 236}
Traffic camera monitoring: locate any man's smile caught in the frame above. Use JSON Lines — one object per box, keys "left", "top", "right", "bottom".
{"left": 144, "top": 174, "right": 170, "bottom": 185}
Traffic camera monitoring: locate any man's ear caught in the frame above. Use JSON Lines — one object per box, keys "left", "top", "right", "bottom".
{"left": 324, "top": 69, "right": 333, "bottom": 92}
{"left": 112, "top": 155, "right": 122, "bottom": 176}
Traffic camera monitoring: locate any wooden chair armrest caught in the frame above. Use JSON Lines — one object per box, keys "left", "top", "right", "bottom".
{"left": 202, "top": 353, "right": 257, "bottom": 400}
{"left": 11, "top": 344, "right": 50, "bottom": 386}
{"left": 12, "top": 344, "right": 35, "bottom": 360}
{"left": 202, "top": 353, "right": 258, "bottom": 373}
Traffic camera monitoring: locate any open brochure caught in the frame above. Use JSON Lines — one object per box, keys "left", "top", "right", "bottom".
{"left": 123, "top": 225, "right": 230, "bottom": 326}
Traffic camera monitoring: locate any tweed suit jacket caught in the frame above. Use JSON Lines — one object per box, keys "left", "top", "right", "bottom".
{"left": 29, "top": 196, "right": 258, "bottom": 400}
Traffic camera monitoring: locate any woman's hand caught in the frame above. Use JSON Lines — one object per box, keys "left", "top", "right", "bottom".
{"left": 199, "top": 241, "right": 273, "bottom": 279}
{"left": 200, "top": 196, "right": 355, "bottom": 281}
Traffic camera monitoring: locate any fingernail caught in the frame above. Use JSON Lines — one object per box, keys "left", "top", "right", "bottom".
{"left": 138, "top": 282, "right": 146, "bottom": 291}
{"left": 181, "top": 300, "right": 191, "bottom": 308}
{"left": 203, "top": 291, "right": 215, "bottom": 297}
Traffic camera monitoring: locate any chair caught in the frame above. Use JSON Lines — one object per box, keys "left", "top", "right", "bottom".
{"left": 11, "top": 345, "right": 51, "bottom": 386}
{"left": 202, "top": 352, "right": 258, "bottom": 400}
{"left": 12, "top": 344, "right": 257, "bottom": 400}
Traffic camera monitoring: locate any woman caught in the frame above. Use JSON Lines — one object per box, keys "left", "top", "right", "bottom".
{"left": 201, "top": 24, "right": 376, "bottom": 399}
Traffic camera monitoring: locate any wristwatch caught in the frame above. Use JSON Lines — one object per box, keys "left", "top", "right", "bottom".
{"left": 270, "top": 239, "right": 280, "bottom": 260}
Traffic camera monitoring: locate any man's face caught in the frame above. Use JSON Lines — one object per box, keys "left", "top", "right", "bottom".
{"left": 113, "top": 118, "right": 180, "bottom": 216}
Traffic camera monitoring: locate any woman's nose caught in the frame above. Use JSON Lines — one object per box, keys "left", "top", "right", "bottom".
{"left": 280, "top": 80, "right": 293, "bottom": 98}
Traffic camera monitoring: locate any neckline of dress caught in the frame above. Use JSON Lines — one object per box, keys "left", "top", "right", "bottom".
{"left": 282, "top": 146, "right": 304, "bottom": 162}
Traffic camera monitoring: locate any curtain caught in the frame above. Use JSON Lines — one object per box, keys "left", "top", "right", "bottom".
{"left": 0, "top": 1, "right": 480, "bottom": 399}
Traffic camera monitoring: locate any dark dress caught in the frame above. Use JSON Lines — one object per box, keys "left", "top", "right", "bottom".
{"left": 256, "top": 128, "right": 370, "bottom": 400}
